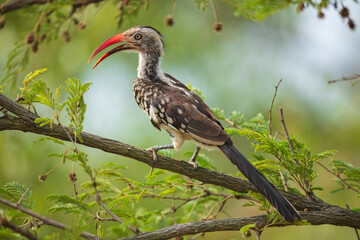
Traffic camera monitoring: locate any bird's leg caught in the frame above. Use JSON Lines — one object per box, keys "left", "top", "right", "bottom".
{"left": 189, "top": 146, "right": 201, "bottom": 169}
{"left": 146, "top": 144, "right": 174, "bottom": 175}
{"left": 146, "top": 144, "right": 174, "bottom": 161}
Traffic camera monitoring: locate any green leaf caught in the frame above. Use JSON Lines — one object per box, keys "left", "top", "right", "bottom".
{"left": 64, "top": 78, "right": 92, "bottom": 139}
{"left": 46, "top": 194, "right": 91, "bottom": 212}
{"left": 186, "top": 82, "right": 206, "bottom": 101}
{"left": 228, "top": 0, "right": 291, "bottom": 21}
{"left": 240, "top": 223, "right": 257, "bottom": 235}
{"left": 34, "top": 117, "right": 52, "bottom": 127}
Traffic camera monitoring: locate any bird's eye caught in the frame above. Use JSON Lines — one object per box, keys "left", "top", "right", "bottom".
{"left": 134, "top": 33, "right": 142, "bottom": 40}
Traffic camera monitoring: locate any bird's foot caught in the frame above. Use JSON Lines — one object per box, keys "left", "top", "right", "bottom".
{"left": 189, "top": 146, "right": 201, "bottom": 170}
{"left": 188, "top": 158, "right": 198, "bottom": 170}
{"left": 146, "top": 144, "right": 174, "bottom": 175}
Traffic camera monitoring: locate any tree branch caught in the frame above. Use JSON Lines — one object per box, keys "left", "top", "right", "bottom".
{"left": 0, "top": 217, "right": 38, "bottom": 240}
{"left": 1, "top": 92, "right": 360, "bottom": 231}
{"left": 117, "top": 210, "right": 360, "bottom": 240}
{"left": 0, "top": 0, "right": 103, "bottom": 15}
{"left": 0, "top": 197, "right": 101, "bottom": 240}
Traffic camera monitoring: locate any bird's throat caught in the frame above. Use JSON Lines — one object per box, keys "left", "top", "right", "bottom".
{"left": 137, "top": 52, "right": 163, "bottom": 80}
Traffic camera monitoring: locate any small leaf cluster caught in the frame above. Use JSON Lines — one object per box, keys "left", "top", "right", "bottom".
{"left": 330, "top": 159, "right": 360, "bottom": 197}
{"left": 18, "top": 69, "right": 91, "bottom": 140}
{"left": 214, "top": 109, "right": 336, "bottom": 194}
{"left": 0, "top": 182, "right": 36, "bottom": 239}
{"left": 1, "top": 40, "right": 29, "bottom": 86}
{"left": 0, "top": 182, "right": 33, "bottom": 209}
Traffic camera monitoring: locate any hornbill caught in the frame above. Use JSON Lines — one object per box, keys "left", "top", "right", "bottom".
{"left": 89, "top": 25, "right": 300, "bottom": 222}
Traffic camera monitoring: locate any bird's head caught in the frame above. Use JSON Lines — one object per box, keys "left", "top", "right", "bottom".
{"left": 89, "top": 26, "right": 164, "bottom": 69}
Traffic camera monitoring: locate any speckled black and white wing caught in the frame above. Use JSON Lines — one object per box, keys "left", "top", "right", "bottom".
{"left": 133, "top": 76, "right": 230, "bottom": 149}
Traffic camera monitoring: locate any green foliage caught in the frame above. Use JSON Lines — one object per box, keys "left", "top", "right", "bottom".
{"left": 240, "top": 223, "right": 257, "bottom": 235}
{"left": 1, "top": 70, "right": 359, "bottom": 238}
{"left": 46, "top": 194, "right": 91, "bottom": 213}
{"left": 1, "top": 40, "right": 29, "bottom": 86}
{"left": 0, "top": 229, "right": 24, "bottom": 240}
{"left": 186, "top": 82, "right": 206, "bottom": 101}
{"left": 63, "top": 78, "right": 92, "bottom": 142}
{"left": 330, "top": 159, "right": 360, "bottom": 196}
{"left": 18, "top": 70, "right": 91, "bottom": 141}
{"left": 194, "top": 0, "right": 210, "bottom": 11}
{"left": 217, "top": 110, "right": 336, "bottom": 193}
{"left": 0, "top": 182, "right": 33, "bottom": 209}
{"left": 225, "top": 0, "right": 291, "bottom": 21}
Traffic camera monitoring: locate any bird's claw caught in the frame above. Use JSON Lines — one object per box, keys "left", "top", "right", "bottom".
{"left": 146, "top": 147, "right": 159, "bottom": 176}
{"left": 189, "top": 160, "right": 198, "bottom": 170}
{"left": 146, "top": 147, "right": 159, "bottom": 162}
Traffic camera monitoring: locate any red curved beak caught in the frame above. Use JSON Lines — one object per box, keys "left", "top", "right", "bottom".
{"left": 89, "top": 33, "right": 136, "bottom": 69}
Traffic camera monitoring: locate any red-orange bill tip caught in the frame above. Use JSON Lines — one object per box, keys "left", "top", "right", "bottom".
{"left": 88, "top": 33, "right": 125, "bottom": 66}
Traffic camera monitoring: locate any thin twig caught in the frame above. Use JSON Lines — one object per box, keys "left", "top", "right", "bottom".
{"left": 268, "top": 80, "right": 289, "bottom": 191}
{"left": 210, "top": 0, "right": 219, "bottom": 23}
{"left": 279, "top": 107, "right": 295, "bottom": 155}
{"left": 279, "top": 171, "right": 289, "bottom": 192}
{"left": 17, "top": 186, "right": 31, "bottom": 206}
{"left": 74, "top": 180, "right": 139, "bottom": 234}
{"left": 224, "top": 118, "right": 242, "bottom": 129}
{"left": 279, "top": 108, "right": 314, "bottom": 196}
{"left": 0, "top": 197, "right": 101, "bottom": 240}
{"left": 328, "top": 74, "right": 360, "bottom": 84}
{"left": 269, "top": 79, "right": 282, "bottom": 136}
{"left": 169, "top": 0, "right": 176, "bottom": 16}
{"left": 317, "top": 162, "right": 360, "bottom": 194}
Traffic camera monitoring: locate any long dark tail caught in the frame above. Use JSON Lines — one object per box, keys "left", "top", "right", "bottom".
{"left": 218, "top": 143, "right": 300, "bottom": 222}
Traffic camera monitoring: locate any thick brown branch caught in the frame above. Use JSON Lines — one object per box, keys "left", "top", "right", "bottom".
{"left": 0, "top": 0, "right": 103, "bottom": 15}
{"left": 0, "top": 112, "right": 324, "bottom": 211}
{"left": 118, "top": 209, "right": 360, "bottom": 240}
{"left": 0, "top": 197, "right": 101, "bottom": 240}
{"left": 0, "top": 217, "right": 38, "bottom": 240}
{"left": 1, "top": 93, "right": 360, "bottom": 230}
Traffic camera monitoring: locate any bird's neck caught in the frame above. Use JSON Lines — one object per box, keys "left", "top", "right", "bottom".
{"left": 137, "top": 52, "right": 164, "bottom": 80}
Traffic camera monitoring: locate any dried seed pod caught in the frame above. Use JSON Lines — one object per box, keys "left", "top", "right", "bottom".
{"left": 0, "top": 15, "right": 5, "bottom": 30}
{"left": 165, "top": 15, "right": 174, "bottom": 26}
{"left": 317, "top": 11, "right": 325, "bottom": 19}
{"left": 78, "top": 22, "right": 86, "bottom": 30}
{"left": 348, "top": 19, "right": 355, "bottom": 30}
{"left": 62, "top": 30, "right": 71, "bottom": 42}
{"left": 26, "top": 32, "right": 35, "bottom": 44}
{"left": 32, "top": 41, "right": 38, "bottom": 53}
{"left": 39, "top": 174, "right": 47, "bottom": 181}
{"left": 73, "top": 18, "right": 79, "bottom": 25}
{"left": 297, "top": 1, "right": 305, "bottom": 13}
{"left": 69, "top": 172, "right": 77, "bottom": 182}
{"left": 340, "top": 7, "right": 349, "bottom": 18}
{"left": 213, "top": 22, "right": 223, "bottom": 32}
{"left": 40, "top": 33, "right": 46, "bottom": 42}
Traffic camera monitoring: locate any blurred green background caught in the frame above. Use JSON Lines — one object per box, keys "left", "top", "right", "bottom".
{"left": 0, "top": 0, "right": 359, "bottom": 239}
